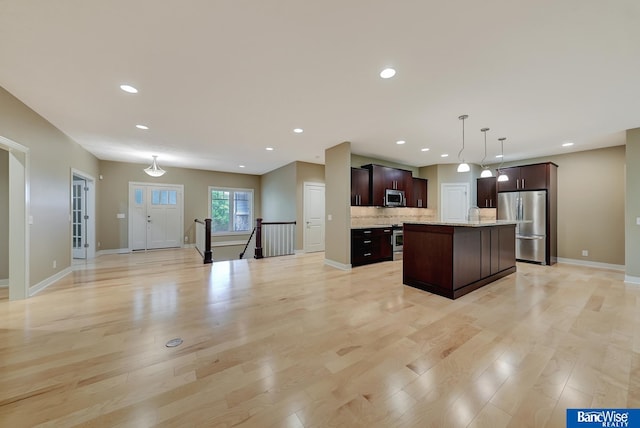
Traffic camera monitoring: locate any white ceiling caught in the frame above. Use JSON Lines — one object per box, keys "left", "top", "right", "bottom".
{"left": 1, "top": 1, "right": 638, "bottom": 175}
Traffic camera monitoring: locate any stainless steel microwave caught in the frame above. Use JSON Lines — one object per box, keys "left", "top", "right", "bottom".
{"left": 385, "top": 189, "right": 405, "bottom": 207}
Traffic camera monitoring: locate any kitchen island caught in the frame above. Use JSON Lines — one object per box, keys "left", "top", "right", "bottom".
{"left": 403, "top": 221, "right": 516, "bottom": 299}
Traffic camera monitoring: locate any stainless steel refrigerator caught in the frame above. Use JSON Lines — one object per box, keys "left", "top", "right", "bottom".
{"left": 498, "top": 191, "right": 547, "bottom": 264}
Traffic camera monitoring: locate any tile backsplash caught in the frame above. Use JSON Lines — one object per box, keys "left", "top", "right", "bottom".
{"left": 350, "top": 206, "right": 436, "bottom": 226}
{"left": 350, "top": 206, "right": 497, "bottom": 226}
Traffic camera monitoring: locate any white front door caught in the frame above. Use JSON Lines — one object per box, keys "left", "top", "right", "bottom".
{"left": 129, "top": 183, "right": 183, "bottom": 251}
{"left": 441, "top": 183, "right": 469, "bottom": 222}
{"left": 303, "top": 182, "right": 325, "bottom": 253}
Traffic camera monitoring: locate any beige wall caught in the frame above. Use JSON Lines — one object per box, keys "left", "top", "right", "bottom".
{"left": 351, "top": 154, "right": 419, "bottom": 176}
{"left": 0, "top": 86, "right": 100, "bottom": 287}
{"left": 0, "top": 149, "right": 7, "bottom": 280}
{"left": 295, "top": 162, "right": 325, "bottom": 250}
{"left": 260, "top": 162, "right": 296, "bottom": 222}
{"left": 626, "top": 130, "right": 640, "bottom": 277}
{"left": 97, "top": 160, "right": 261, "bottom": 253}
{"left": 492, "top": 146, "right": 625, "bottom": 265}
{"left": 325, "top": 142, "right": 351, "bottom": 267}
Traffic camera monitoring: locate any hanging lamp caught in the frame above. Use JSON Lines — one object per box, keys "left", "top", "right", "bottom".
{"left": 480, "top": 127, "right": 493, "bottom": 177}
{"left": 457, "top": 115, "right": 470, "bottom": 172}
{"left": 497, "top": 138, "right": 509, "bottom": 182}
{"left": 144, "top": 155, "right": 166, "bottom": 177}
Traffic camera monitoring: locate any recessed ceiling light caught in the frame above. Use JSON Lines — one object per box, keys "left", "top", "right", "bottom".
{"left": 120, "top": 84, "right": 138, "bottom": 94}
{"left": 266, "top": 147, "right": 274, "bottom": 151}
{"left": 293, "top": 128, "right": 304, "bottom": 134}
{"left": 136, "top": 124, "right": 149, "bottom": 130}
{"left": 495, "top": 154, "right": 503, "bottom": 158}
{"left": 380, "top": 68, "right": 396, "bottom": 79}
{"left": 396, "top": 140, "right": 406, "bottom": 145}
{"left": 239, "top": 165, "right": 245, "bottom": 168}
{"left": 421, "top": 148, "right": 430, "bottom": 152}
{"left": 562, "top": 141, "right": 574, "bottom": 147}
{"left": 441, "top": 154, "right": 449, "bottom": 158}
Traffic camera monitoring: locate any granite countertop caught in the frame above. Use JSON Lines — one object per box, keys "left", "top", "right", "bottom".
{"left": 404, "top": 220, "right": 521, "bottom": 227}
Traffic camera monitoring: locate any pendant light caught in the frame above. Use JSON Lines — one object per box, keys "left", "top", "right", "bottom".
{"left": 144, "top": 155, "right": 166, "bottom": 177}
{"left": 497, "top": 138, "right": 509, "bottom": 182}
{"left": 457, "top": 114, "right": 470, "bottom": 172}
{"left": 480, "top": 127, "right": 493, "bottom": 177}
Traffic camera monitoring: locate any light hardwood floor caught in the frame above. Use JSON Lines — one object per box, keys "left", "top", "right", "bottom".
{"left": 0, "top": 249, "right": 638, "bottom": 427}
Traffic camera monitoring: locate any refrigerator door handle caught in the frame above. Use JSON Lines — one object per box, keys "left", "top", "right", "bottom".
{"left": 516, "top": 235, "right": 544, "bottom": 240}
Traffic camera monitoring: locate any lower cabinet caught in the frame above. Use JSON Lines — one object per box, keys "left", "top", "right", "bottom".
{"left": 351, "top": 227, "right": 393, "bottom": 266}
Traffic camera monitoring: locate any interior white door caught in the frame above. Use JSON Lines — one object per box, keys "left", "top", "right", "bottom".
{"left": 441, "top": 183, "right": 469, "bottom": 223}
{"left": 303, "top": 182, "right": 325, "bottom": 253}
{"left": 72, "top": 177, "right": 87, "bottom": 259}
{"left": 129, "top": 183, "right": 183, "bottom": 251}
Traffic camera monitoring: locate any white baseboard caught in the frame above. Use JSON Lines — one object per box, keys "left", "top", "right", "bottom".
{"left": 556, "top": 257, "right": 625, "bottom": 272}
{"left": 29, "top": 267, "right": 72, "bottom": 297}
{"left": 624, "top": 275, "right": 640, "bottom": 285}
{"left": 96, "top": 248, "right": 131, "bottom": 256}
{"left": 0, "top": 278, "right": 8, "bottom": 287}
{"left": 324, "top": 259, "right": 351, "bottom": 271}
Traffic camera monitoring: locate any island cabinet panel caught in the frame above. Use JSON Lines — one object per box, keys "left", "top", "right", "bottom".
{"left": 403, "top": 223, "right": 516, "bottom": 299}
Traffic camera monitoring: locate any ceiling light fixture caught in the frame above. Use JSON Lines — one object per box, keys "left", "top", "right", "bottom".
{"left": 441, "top": 154, "right": 449, "bottom": 158}
{"left": 136, "top": 124, "right": 149, "bottom": 130}
{"left": 144, "top": 155, "right": 165, "bottom": 177}
{"left": 239, "top": 165, "right": 245, "bottom": 168}
{"left": 480, "top": 127, "right": 493, "bottom": 177}
{"left": 457, "top": 115, "right": 470, "bottom": 172}
{"left": 497, "top": 138, "right": 509, "bottom": 182}
{"left": 421, "top": 148, "right": 430, "bottom": 152}
{"left": 396, "top": 140, "right": 406, "bottom": 145}
{"left": 266, "top": 147, "right": 274, "bottom": 151}
{"left": 293, "top": 128, "right": 303, "bottom": 134}
{"left": 120, "top": 84, "right": 138, "bottom": 94}
{"left": 562, "top": 141, "right": 574, "bottom": 147}
{"left": 380, "top": 68, "right": 396, "bottom": 79}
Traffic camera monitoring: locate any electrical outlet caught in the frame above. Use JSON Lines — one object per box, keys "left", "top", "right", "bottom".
{"left": 637, "top": 217, "right": 640, "bottom": 225}
{"left": 184, "top": 236, "right": 188, "bottom": 243}
{"left": 581, "top": 250, "right": 588, "bottom": 257}
{"left": 97, "top": 241, "right": 101, "bottom": 248}
{"left": 53, "top": 260, "right": 57, "bottom": 268}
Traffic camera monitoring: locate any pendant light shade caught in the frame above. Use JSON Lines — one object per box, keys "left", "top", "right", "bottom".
{"left": 497, "top": 138, "right": 509, "bottom": 182}
{"left": 144, "top": 155, "right": 166, "bottom": 177}
{"left": 457, "top": 115, "right": 470, "bottom": 173}
{"left": 479, "top": 127, "right": 493, "bottom": 177}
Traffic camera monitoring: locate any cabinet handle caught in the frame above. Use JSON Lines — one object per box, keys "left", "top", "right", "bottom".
{"left": 363, "top": 230, "right": 371, "bottom": 234}
{"left": 364, "top": 253, "right": 372, "bottom": 257}
{"left": 522, "top": 178, "right": 525, "bottom": 188}
{"left": 364, "top": 240, "right": 371, "bottom": 244}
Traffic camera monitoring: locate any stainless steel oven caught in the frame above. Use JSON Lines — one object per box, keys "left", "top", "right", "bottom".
{"left": 392, "top": 228, "right": 403, "bottom": 253}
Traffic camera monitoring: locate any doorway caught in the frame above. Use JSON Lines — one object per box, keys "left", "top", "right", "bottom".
{"left": 129, "top": 182, "right": 184, "bottom": 251}
{"left": 440, "top": 183, "right": 469, "bottom": 223}
{"left": 71, "top": 170, "right": 95, "bottom": 260}
{"left": 0, "top": 136, "right": 29, "bottom": 300}
{"left": 303, "top": 182, "right": 325, "bottom": 253}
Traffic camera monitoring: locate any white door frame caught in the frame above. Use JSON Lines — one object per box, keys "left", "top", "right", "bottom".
{"left": 303, "top": 181, "right": 325, "bottom": 253}
{"left": 71, "top": 169, "right": 96, "bottom": 260}
{"left": 440, "top": 182, "right": 470, "bottom": 222}
{"left": 128, "top": 182, "right": 184, "bottom": 251}
{"left": 0, "top": 135, "right": 30, "bottom": 300}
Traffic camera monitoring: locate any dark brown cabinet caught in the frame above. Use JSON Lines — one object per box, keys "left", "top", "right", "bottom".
{"left": 351, "top": 227, "right": 393, "bottom": 266}
{"left": 477, "top": 177, "right": 497, "bottom": 208}
{"left": 409, "top": 177, "right": 428, "bottom": 208}
{"left": 362, "top": 164, "right": 413, "bottom": 207}
{"left": 351, "top": 167, "right": 370, "bottom": 206}
{"left": 497, "top": 163, "right": 549, "bottom": 192}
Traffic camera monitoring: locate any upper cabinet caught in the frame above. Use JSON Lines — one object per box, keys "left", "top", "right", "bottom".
{"left": 477, "top": 177, "right": 497, "bottom": 208}
{"left": 497, "top": 163, "right": 554, "bottom": 192}
{"left": 409, "top": 177, "right": 428, "bottom": 208}
{"left": 362, "top": 164, "right": 413, "bottom": 207}
{"left": 351, "top": 167, "right": 370, "bottom": 206}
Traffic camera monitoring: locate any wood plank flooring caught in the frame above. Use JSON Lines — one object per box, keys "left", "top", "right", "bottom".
{"left": 0, "top": 249, "right": 638, "bottom": 427}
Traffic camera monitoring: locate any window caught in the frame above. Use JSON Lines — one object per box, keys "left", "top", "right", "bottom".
{"left": 151, "top": 189, "right": 177, "bottom": 205}
{"left": 209, "top": 187, "right": 253, "bottom": 234}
